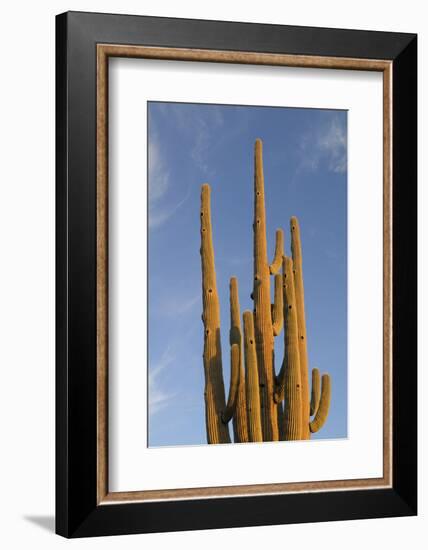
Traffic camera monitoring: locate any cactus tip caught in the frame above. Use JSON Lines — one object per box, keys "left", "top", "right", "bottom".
{"left": 290, "top": 216, "right": 299, "bottom": 229}
{"left": 255, "top": 138, "right": 263, "bottom": 152}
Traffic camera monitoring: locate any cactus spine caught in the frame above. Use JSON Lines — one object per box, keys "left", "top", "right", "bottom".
{"left": 199, "top": 141, "right": 332, "bottom": 444}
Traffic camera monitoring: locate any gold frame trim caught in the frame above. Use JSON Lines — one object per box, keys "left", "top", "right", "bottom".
{"left": 96, "top": 44, "right": 393, "bottom": 504}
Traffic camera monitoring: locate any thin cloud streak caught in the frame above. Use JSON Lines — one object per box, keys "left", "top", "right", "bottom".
{"left": 318, "top": 118, "right": 347, "bottom": 173}
{"left": 148, "top": 139, "right": 169, "bottom": 202}
{"left": 154, "top": 290, "right": 201, "bottom": 319}
{"left": 296, "top": 115, "right": 347, "bottom": 176}
{"left": 149, "top": 185, "right": 191, "bottom": 229}
{"left": 148, "top": 325, "right": 200, "bottom": 418}
{"left": 149, "top": 347, "right": 177, "bottom": 416}
{"left": 153, "top": 103, "right": 225, "bottom": 176}
{"left": 148, "top": 130, "right": 190, "bottom": 229}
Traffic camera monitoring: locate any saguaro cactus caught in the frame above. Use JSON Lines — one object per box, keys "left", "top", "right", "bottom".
{"left": 199, "top": 140, "right": 332, "bottom": 444}
{"left": 200, "top": 184, "right": 231, "bottom": 444}
{"left": 228, "top": 278, "right": 249, "bottom": 442}
{"left": 278, "top": 256, "right": 303, "bottom": 440}
{"left": 290, "top": 217, "right": 311, "bottom": 439}
{"left": 243, "top": 311, "right": 263, "bottom": 442}
{"left": 252, "top": 139, "right": 279, "bottom": 441}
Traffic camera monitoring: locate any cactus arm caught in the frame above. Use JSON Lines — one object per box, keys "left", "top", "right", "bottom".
{"left": 271, "top": 273, "right": 284, "bottom": 336}
{"left": 280, "top": 256, "right": 303, "bottom": 440}
{"left": 221, "top": 344, "right": 240, "bottom": 423}
{"left": 229, "top": 277, "right": 241, "bottom": 345}
{"left": 310, "top": 368, "right": 321, "bottom": 416}
{"left": 269, "top": 229, "right": 284, "bottom": 275}
{"left": 290, "top": 216, "right": 311, "bottom": 440}
{"left": 277, "top": 401, "right": 285, "bottom": 441}
{"left": 200, "top": 184, "right": 231, "bottom": 444}
{"left": 229, "top": 277, "right": 249, "bottom": 442}
{"left": 252, "top": 139, "right": 279, "bottom": 441}
{"left": 243, "top": 311, "right": 263, "bottom": 442}
{"left": 309, "top": 374, "right": 331, "bottom": 433}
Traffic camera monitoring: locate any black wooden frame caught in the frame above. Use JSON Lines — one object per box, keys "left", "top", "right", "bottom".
{"left": 56, "top": 11, "right": 417, "bottom": 538}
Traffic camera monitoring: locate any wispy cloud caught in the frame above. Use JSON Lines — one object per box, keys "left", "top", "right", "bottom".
{"left": 189, "top": 108, "right": 224, "bottom": 175}
{"left": 318, "top": 118, "right": 347, "bottom": 173}
{"left": 148, "top": 139, "right": 169, "bottom": 202}
{"left": 297, "top": 115, "right": 347, "bottom": 175}
{"left": 149, "top": 102, "right": 248, "bottom": 230}
{"left": 155, "top": 291, "right": 201, "bottom": 319}
{"left": 148, "top": 322, "right": 200, "bottom": 418}
{"left": 148, "top": 130, "right": 190, "bottom": 229}
{"left": 149, "top": 347, "right": 177, "bottom": 416}
{"left": 154, "top": 103, "right": 225, "bottom": 176}
{"left": 149, "top": 186, "right": 191, "bottom": 229}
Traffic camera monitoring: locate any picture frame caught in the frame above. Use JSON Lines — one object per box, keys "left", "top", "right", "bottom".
{"left": 56, "top": 11, "right": 417, "bottom": 538}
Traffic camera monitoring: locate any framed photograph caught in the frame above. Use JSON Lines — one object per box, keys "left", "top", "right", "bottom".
{"left": 56, "top": 11, "right": 417, "bottom": 537}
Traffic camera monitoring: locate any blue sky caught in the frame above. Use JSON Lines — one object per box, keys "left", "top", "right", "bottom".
{"left": 147, "top": 101, "right": 347, "bottom": 446}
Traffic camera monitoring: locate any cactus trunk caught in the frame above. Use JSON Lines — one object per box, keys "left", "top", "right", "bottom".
{"left": 200, "top": 184, "right": 231, "bottom": 444}
{"left": 290, "top": 217, "right": 311, "bottom": 439}
{"left": 280, "top": 256, "right": 302, "bottom": 440}
{"left": 253, "top": 139, "right": 279, "bottom": 442}
{"left": 243, "top": 311, "right": 263, "bottom": 442}
{"left": 229, "top": 277, "right": 249, "bottom": 442}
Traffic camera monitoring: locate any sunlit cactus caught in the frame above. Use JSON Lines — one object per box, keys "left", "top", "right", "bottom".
{"left": 243, "top": 311, "right": 263, "bottom": 442}
{"left": 252, "top": 139, "right": 279, "bottom": 441}
{"left": 309, "top": 374, "right": 331, "bottom": 433}
{"left": 228, "top": 277, "right": 248, "bottom": 442}
{"left": 199, "top": 141, "right": 332, "bottom": 444}
{"left": 200, "top": 184, "right": 230, "bottom": 444}
{"left": 276, "top": 256, "right": 303, "bottom": 440}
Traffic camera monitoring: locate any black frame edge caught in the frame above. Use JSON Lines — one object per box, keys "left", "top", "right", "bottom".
{"left": 392, "top": 35, "right": 418, "bottom": 514}
{"left": 65, "top": 10, "right": 416, "bottom": 60}
{"left": 55, "top": 11, "right": 69, "bottom": 538}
